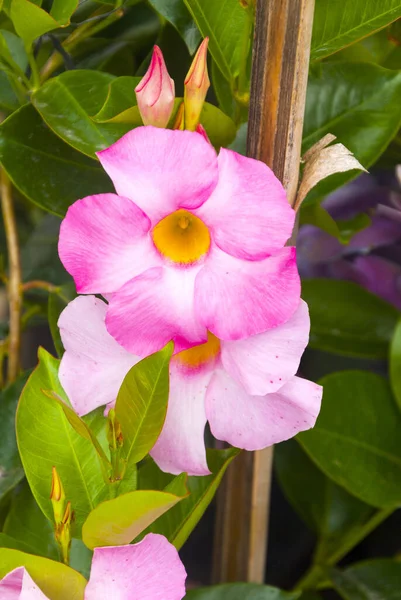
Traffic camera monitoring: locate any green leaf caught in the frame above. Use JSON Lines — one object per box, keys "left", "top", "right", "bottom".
{"left": 390, "top": 317, "right": 401, "bottom": 411}
{"left": 303, "top": 63, "right": 401, "bottom": 204}
{"left": 0, "top": 372, "right": 30, "bottom": 501}
{"left": 0, "top": 29, "right": 28, "bottom": 74}
{"left": 184, "top": 0, "right": 248, "bottom": 82}
{"left": 10, "top": 0, "right": 77, "bottom": 48}
{"left": 0, "top": 71, "right": 21, "bottom": 112}
{"left": 311, "top": 1, "right": 401, "bottom": 62}
{"left": 0, "top": 549, "right": 86, "bottom": 600}
{"left": 330, "top": 560, "right": 401, "bottom": 600}
{"left": 16, "top": 348, "right": 106, "bottom": 536}
{"left": 93, "top": 76, "right": 140, "bottom": 122}
{"left": 82, "top": 474, "right": 188, "bottom": 549}
{"left": 33, "top": 70, "right": 131, "bottom": 158}
{"left": 275, "top": 440, "right": 375, "bottom": 565}
{"left": 298, "top": 371, "right": 401, "bottom": 508}
{"left": 43, "top": 389, "right": 111, "bottom": 476}
{"left": 300, "top": 205, "right": 371, "bottom": 245}
{"left": 115, "top": 343, "right": 172, "bottom": 466}
{"left": 138, "top": 448, "right": 239, "bottom": 549}
{"left": 185, "top": 584, "right": 300, "bottom": 600}
{"left": 148, "top": 0, "right": 201, "bottom": 54}
{"left": 211, "top": 60, "right": 236, "bottom": 118}
{"left": 302, "top": 279, "right": 399, "bottom": 358}
{"left": 3, "top": 480, "right": 59, "bottom": 560}
{"left": 0, "top": 104, "right": 113, "bottom": 216}
{"left": 0, "top": 533, "right": 33, "bottom": 554}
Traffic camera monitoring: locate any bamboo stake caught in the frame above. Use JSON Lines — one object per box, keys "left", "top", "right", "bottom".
{"left": 213, "top": 0, "right": 315, "bottom": 583}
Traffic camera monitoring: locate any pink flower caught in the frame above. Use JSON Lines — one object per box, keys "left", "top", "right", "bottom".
{"left": 59, "top": 126, "right": 299, "bottom": 357}
{"left": 0, "top": 534, "right": 186, "bottom": 599}
{"left": 58, "top": 295, "right": 322, "bottom": 476}
{"left": 135, "top": 46, "right": 175, "bottom": 128}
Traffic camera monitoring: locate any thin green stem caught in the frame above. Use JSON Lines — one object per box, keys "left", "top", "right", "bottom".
{"left": 28, "top": 51, "right": 40, "bottom": 91}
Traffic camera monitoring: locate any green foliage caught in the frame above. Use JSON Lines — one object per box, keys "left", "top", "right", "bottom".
{"left": 184, "top": 0, "right": 248, "bottom": 82}
{"left": 302, "top": 279, "right": 400, "bottom": 358}
{"left": 390, "top": 317, "right": 401, "bottom": 411}
{"left": 275, "top": 441, "right": 376, "bottom": 566}
{"left": 9, "top": 0, "right": 77, "bottom": 48}
{"left": 138, "top": 448, "right": 239, "bottom": 548}
{"left": 0, "top": 373, "right": 30, "bottom": 502}
{"left": 16, "top": 348, "right": 106, "bottom": 536}
{"left": 0, "top": 548, "right": 86, "bottom": 600}
{"left": 0, "top": 104, "right": 113, "bottom": 216}
{"left": 311, "top": 1, "right": 401, "bottom": 61}
{"left": 329, "top": 559, "right": 401, "bottom": 599}
{"left": 186, "top": 584, "right": 300, "bottom": 600}
{"left": 82, "top": 474, "right": 188, "bottom": 549}
{"left": 298, "top": 371, "right": 401, "bottom": 508}
{"left": 303, "top": 63, "right": 401, "bottom": 203}
{"left": 148, "top": 0, "right": 201, "bottom": 54}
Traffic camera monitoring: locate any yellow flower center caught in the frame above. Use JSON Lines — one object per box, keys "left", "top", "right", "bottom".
{"left": 152, "top": 209, "right": 210, "bottom": 264}
{"left": 174, "top": 332, "right": 220, "bottom": 369}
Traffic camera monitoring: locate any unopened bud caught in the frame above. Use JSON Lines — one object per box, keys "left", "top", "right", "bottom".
{"left": 56, "top": 501, "right": 72, "bottom": 565}
{"left": 135, "top": 46, "right": 175, "bottom": 128}
{"left": 173, "top": 102, "right": 185, "bottom": 130}
{"left": 184, "top": 38, "right": 210, "bottom": 131}
{"left": 50, "top": 466, "right": 65, "bottom": 526}
{"left": 196, "top": 123, "right": 210, "bottom": 144}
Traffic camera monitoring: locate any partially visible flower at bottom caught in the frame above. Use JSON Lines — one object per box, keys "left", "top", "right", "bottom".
{"left": 58, "top": 296, "right": 322, "bottom": 476}
{"left": 0, "top": 533, "right": 186, "bottom": 599}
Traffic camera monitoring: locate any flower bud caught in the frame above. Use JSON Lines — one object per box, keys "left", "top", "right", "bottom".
{"left": 196, "top": 123, "right": 210, "bottom": 144}
{"left": 173, "top": 102, "right": 185, "bottom": 130}
{"left": 135, "top": 46, "right": 175, "bottom": 128}
{"left": 57, "top": 501, "right": 72, "bottom": 565}
{"left": 50, "top": 466, "right": 65, "bottom": 526}
{"left": 184, "top": 38, "right": 210, "bottom": 131}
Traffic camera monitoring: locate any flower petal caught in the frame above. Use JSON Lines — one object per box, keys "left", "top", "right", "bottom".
{"left": 195, "top": 246, "right": 301, "bottom": 340}
{"left": 206, "top": 370, "right": 322, "bottom": 450}
{"left": 196, "top": 149, "right": 294, "bottom": 259}
{"left": 220, "top": 300, "right": 310, "bottom": 395}
{"left": 85, "top": 534, "right": 186, "bottom": 600}
{"left": 59, "top": 296, "right": 138, "bottom": 416}
{"left": 59, "top": 193, "right": 158, "bottom": 294}
{"left": 0, "top": 567, "right": 49, "bottom": 600}
{"left": 97, "top": 127, "right": 218, "bottom": 223}
{"left": 106, "top": 266, "right": 207, "bottom": 356}
{"left": 151, "top": 362, "right": 211, "bottom": 475}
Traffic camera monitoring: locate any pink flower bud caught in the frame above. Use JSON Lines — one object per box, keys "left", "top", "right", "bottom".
{"left": 135, "top": 46, "right": 175, "bottom": 128}
{"left": 196, "top": 123, "right": 211, "bottom": 144}
{"left": 184, "top": 38, "right": 210, "bottom": 131}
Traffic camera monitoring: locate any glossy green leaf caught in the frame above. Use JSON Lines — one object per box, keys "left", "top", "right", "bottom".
{"left": 0, "top": 71, "right": 21, "bottom": 111}
{"left": 10, "top": 0, "right": 78, "bottom": 48}
{"left": 275, "top": 440, "right": 375, "bottom": 565}
{"left": 390, "top": 317, "right": 401, "bottom": 411}
{"left": 16, "top": 348, "right": 106, "bottom": 535}
{"left": 43, "top": 389, "right": 111, "bottom": 475}
{"left": 138, "top": 448, "right": 239, "bottom": 549}
{"left": 298, "top": 371, "right": 401, "bottom": 508}
{"left": 300, "top": 205, "right": 371, "bottom": 245}
{"left": 303, "top": 63, "right": 401, "bottom": 203}
{"left": 302, "top": 279, "right": 399, "bottom": 358}
{"left": 82, "top": 474, "right": 188, "bottom": 549}
{"left": 3, "top": 481, "right": 59, "bottom": 560}
{"left": 0, "top": 29, "right": 28, "bottom": 74}
{"left": 186, "top": 584, "right": 300, "bottom": 600}
{"left": 184, "top": 0, "right": 248, "bottom": 82}
{"left": 93, "top": 76, "right": 140, "bottom": 122}
{"left": 211, "top": 60, "right": 236, "bottom": 118}
{"left": 311, "top": 1, "right": 401, "bottom": 62}
{"left": 33, "top": 70, "right": 131, "bottom": 158}
{"left": 330, "top": 560, "right": 401, "bottom": 600}
{"left": 0, "top": 549, "right": 86, "bottom": 600}
{"left": 148, "top": 0, "right": 200, "bottom": 54}
{"left": 0, "top": 533, "right": 33, "bottom": 554}
{"left": 0, "top": 104, "right": 113, "bottom": 216}
{"left": 115, "top": 343, "right": 172, "bottom": 466}
{"left": 0, "top": 372, "right": 30, "bottom": 501}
